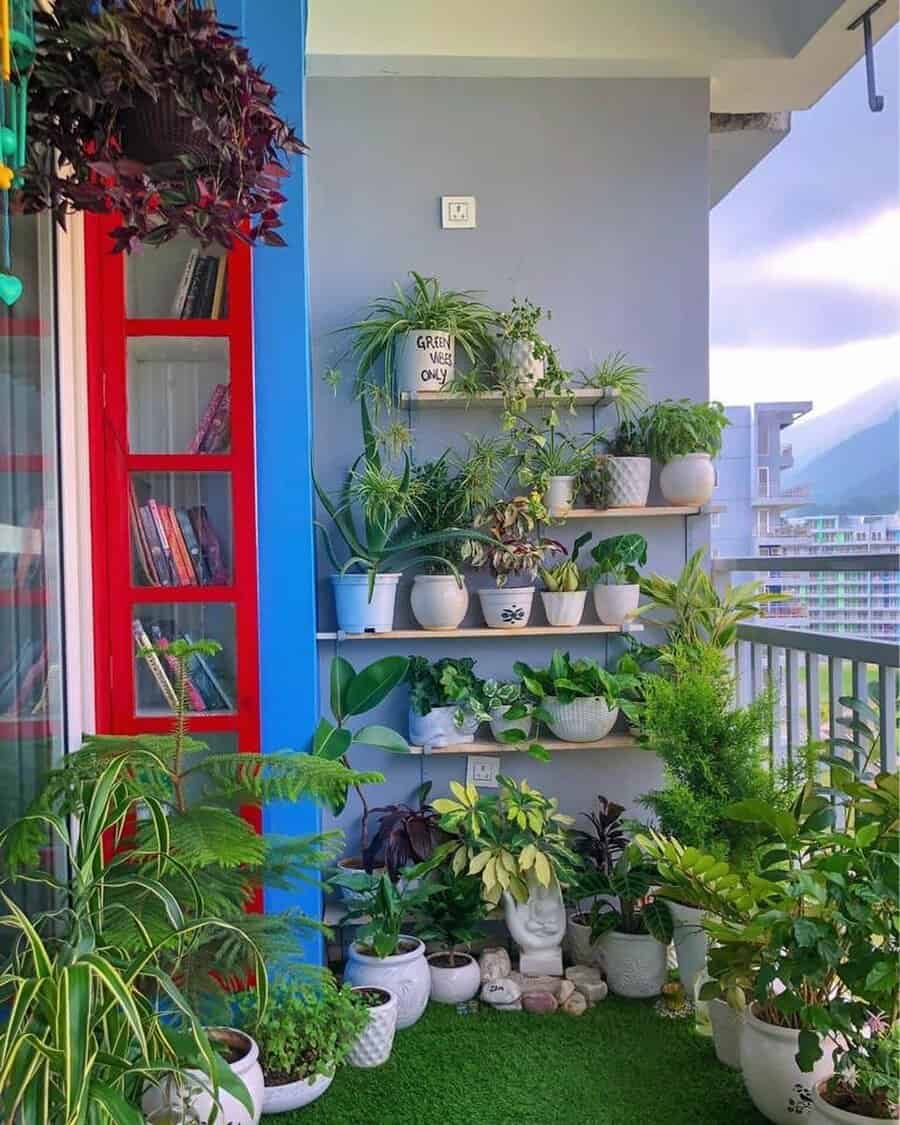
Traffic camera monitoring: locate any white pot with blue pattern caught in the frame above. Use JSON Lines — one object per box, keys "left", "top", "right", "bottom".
{"left": 478, "top": 585, "right": 535, "bottom": 629}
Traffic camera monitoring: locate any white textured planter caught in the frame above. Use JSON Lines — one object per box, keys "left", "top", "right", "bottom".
{"left": 262, "top": 1071, "right": 333, "bottom": 1115}
{"left": 397, "top": 329, "right": 455, "bottom": 394}
{"left": 496, "top": 336, "right": 544, "bottom": 386}
{"left": 567, "top": 912, "right": 602, "bottom": 967}
{"left": 606, "top": 456, "right": 651, "bottom": 508}
{"left": 344, "top": 937, "right": 431, "bottom": 1030}
{"left": 542, "top": 695, "right": 619, "bottom": 743}
{"left": 331, "top": 573, "right": 400, "bottom": 634}
{"left": 427, "top": 952, "right": 481, "bottom": 1004}
{"left": 478, "top": 586, "right": 534, "bottom": 629}
{"left": 142, "top": 1028, "right": 264, "bottom": 1125}
{"left": 709, "top": 999, "right": 743, "bottom": 1071}
{"left": 540, "top": 589, "right": 586, "bottom": 627}
{"left": 659, "top": 452, "right": 716, "bottom": 507}
{"left": 545, "top": 475, "right": 577, "bottom": 516}
{"left": 410, "top": 574, "right": 468, "bottom": 630}
{"left": 346, "top": 987, "right": 398, "bottom": 1068}
{"left": 489, "top": 706, "right": 533, "bottom": 742}
{"left": 592, "top": 582, "right": 640, "bottom": 626}
{"left": 408, "top": 704, "right": 477, "bottom": 748}
{"left": 741, "top": 1006, "right": 835, "bottom": 1125}
{"left": 810, "top": 1081, "right": 890, "bottom": 1125}
{"left": 668, "top": 900, "right": 708, "bottom": 997}
{"left": 598, "top": 930, "right": 668, "bottom": 998}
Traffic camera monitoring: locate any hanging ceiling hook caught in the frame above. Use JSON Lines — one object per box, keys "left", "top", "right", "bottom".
{"left": 848, "top": 0, "right": 887, "bottom": 113}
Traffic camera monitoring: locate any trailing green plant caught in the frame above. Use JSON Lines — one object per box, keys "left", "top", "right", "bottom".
{"left": 410, "top": 866, "right": 486, "bottom": 964}
{"left": 588, "top": 532, "right": 648, "bottom": 585}
{"left": 539, "top": 531, "right": 593, "bottom": 592}
{"left": 464, "top": 495, "right": 563, "bottom": 587}
{"left": 362, "top": 782, "right": 443, "bottom": 883}
{"left": 514, "top": 649, "right": 640, "bottom": 722}
{"left": 512, "top": 419, "right": 599, "bottom": 494}
{"left": 643, "top": 399, "right": 730, "bottom": 462}
{"left": 576, "top": 352, "right": 648, "bottom": 423}
{"left": 406, "top": 655, "right": 482, "bottom": 719}
{"left": 577, "top": 842, "right": 673, "bottom": 942}
{"left": 334, "top": 870, "right": 436, "bottom": 958}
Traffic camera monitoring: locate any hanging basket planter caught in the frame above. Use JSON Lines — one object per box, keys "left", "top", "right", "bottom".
{"left": 118, "top": 89, "right": 214, "bottom": 167}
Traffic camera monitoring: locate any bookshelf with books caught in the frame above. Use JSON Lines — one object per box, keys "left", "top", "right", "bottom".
{"left": 85, "top": 215, "right": 261, "bottom": 841}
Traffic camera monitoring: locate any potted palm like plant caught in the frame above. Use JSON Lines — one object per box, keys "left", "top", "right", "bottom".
{"left": 588, "top": 532, "right": 648, "bottom": 625}
{"left": 412, "top": 867, "right": 486, "bottom": 1005}
{"left": 643, "top": 399, "right": 730, "bottom": 506}
{"left": 538, "top": 531, "right": 592, "bottom": 627}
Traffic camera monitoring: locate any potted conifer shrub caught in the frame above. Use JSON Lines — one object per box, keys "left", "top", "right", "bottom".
{"left": 643, "top": 399, "right": 730, "bottom": 507}
{"left": 588, "top": 532, "right": 647, "bottom": 626}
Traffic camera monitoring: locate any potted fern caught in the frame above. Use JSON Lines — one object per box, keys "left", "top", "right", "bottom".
{"left": 643, "top": 399, "right": 730, "bottom": 507}
{"left": 588, "top": 532, "right": 648, "bottom": 625}
{"left": 538, "top": 532, "right": 593, "bottom": 627}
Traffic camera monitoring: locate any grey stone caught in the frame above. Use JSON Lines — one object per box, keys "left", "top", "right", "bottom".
{"left": 565, "top": 965, "right": 608, "bottom": 1006}
{"left": 557, "top": 980, "right": 576, "bottom": 1005}
{"left": 520, "top": 975, "right": 564, "bottom": 997}
{"left": 480, "top": 978, "right": 522, "bottom": 1011}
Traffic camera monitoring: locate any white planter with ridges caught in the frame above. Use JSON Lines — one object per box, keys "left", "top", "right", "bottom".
{"left": 542, "top": 695, "right": 618, "bottom": 743}
{"left": 262, "top": 1071, "right": 333, "bottom": 1115}
{"left": 346, "top": 987, "right": 398, "bottom": 1068}
{"left": 659, "top": 452, "right": 716, "bottom": 507}
{"left": 427, "top": 952, "right": 482, "bottom": 1004}
{"left": 496, "top": 337, "right": 544, "bottom": 386}
{"left": 344, "top": 938, "right": 431, "bottom": 1030}
{"left": 592, "top": 582, "right": 640, "bottom": 626}
{"left": 809, "top": 1081, "right": 885, "bottom": 1125}
{"left": 709, "top": 999, "right": 743, "bottom": 1070}
{"left": 398, "top": 330, "right": 455, "bottom": 394}
{"left": 331, "top": 573, "right": 400, "bottom": 634}
{"left": 489, "top": 706, "right": 533, "bottom": 742}
{"left": 410, "top": 574, "right": 468, "bottom": 630}
{"left": 668, "top": 900, "right": 708, "bottom": 997}
{"left": 598, "top": 930, "right": 668, "bottom": 998}
{"left": 478, "top": 586, "right": 535, "bottom": 629}
{"left": 409, "top": 704, "right": 477, "bottom": 749}
{"left": 606, "top": 456, "right": 651, "bottom": 508}
{"left": 741, "top": 1006, "right": 835, "bottom": 1125}
{"left": 541, "top": 590, "right": 586, "bottom": 627}
{"left": 545, "top": 475, "right": 577, "bottom": 516}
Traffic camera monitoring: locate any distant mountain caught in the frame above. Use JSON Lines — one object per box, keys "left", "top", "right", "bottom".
{"left": 788, "top": 377, "right": 900, "bottom": 471}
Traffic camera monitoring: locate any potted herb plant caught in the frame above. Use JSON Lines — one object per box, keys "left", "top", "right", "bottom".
{"left": 566, "top": 795, "right": 628, "bottom": 966}
{"left": 412, "top": 867, "right": 486, "bottom": 1005}
{"left": 514, "top": 420, "right": 598, "bottom": 516}
{"left": 588, "top": 532, "right": 647, "bottom": 626}
{"left": 345, "top": 985, "right": 400, "bottom": 1069}
{"left": 538, "top": 531, "right": 592, "bottom": 627}
{"left": 643, "top": 399, "right": 730, "bottom": 507}
{"left": 406, "top": 656, "right": 482, "bottom": 747}
{"left": 515, "top": 649, "right": 639, "bottom": 744}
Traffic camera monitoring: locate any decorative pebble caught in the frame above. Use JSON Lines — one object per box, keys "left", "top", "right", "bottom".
{"left": 557, "top": 980, "right": 576, "bottom": 1005}
{"left": 479, "top": 947, "right": 512, "bottom": 983}
{"left": 480, "top": 978, "right": 522, "bottom": 1011}
{"left": 565, "top": 965, "right": 608, "bottom": 1006}
{"left": 520, "top": 975, "right": 564, "bottom": 997}
{"left": 522, "top": 991, "right": 559, "bottom": 1015}
{"left": 562, "top": 991, "right": 588, "bottom": 1016}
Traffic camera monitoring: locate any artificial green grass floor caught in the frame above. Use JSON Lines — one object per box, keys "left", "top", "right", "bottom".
{"left": 274, "top": 997, "right": 768, "bottom": 1125}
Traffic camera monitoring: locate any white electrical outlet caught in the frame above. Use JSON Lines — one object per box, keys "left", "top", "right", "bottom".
{"left": 466, "top": 754, "right": 500, "bottom": 788}
{"left": 441, "top": 195, "right": 476, "bottom": 229}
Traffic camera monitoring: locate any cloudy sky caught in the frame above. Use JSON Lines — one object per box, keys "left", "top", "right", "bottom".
{"left": 710, "top": 25, "right": 899, "bottom": 419}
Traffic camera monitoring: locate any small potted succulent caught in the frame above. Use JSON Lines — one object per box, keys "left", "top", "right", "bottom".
{"left": 345, "top": 987, "right": 399, "bottom": 1069}
{"left": 538, "top": 531, "right": 592, "bottom": 627}
{"left": 513, "top": 420, "right": 598, "bottom": 517}
{"left": 588, "top": 532, "right": 647, "bottom": 626}
{"left": 643, "top": 399, "right": 730, "bottom": 507}
{"left": 406, "top": 656, "right": 482, "bottom": 748}
{"left": 412, "top": 867, "right": 486, "bottom": 1005}
{"left": 515, "top": 649, "right": 639, "bottom": 743}
{"left": 566, "top": 795, "right": 628, "bottom": 966}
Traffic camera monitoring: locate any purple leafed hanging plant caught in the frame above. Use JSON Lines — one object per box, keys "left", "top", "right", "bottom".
{"left": 22, "top": 0, "right": 306, "bottom": 252}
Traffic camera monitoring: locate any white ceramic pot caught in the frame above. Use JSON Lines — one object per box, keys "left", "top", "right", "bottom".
{"left": 542, "top": 696, "right": 619, "bottom": 743}
{"left": 397, "top": 329, "right": 455, "bottom": 394}
{"left": 142, "top": 1028, "right": 264, "bottom": 1125}
{"left": 489, "top": 706, "right": 533, "bottom": 742}
{"left": 809, "top": 1081, "right": 888, "bottom": 1125}
{"left": 427, "top": 952, "right": 482, "bottom": 1004}
{"left": 335, "top": 857, "right": 386, "bottom": 903}
{"left": 262, "top": 1071, "right": 333, "bottom": 1115}
{"left": 346, "top": 987, "right": 399, "bottom": 1068}
{"left": 741, "top": 1006, "right": 835, "bottom": 1125}
{"left": 592, "top": 582, "right": 640, "bottom": 626}
{"left": 344, "top": 937, "right": 431, "bottom": 1030}
{"left": 566, "top": 912, "right": 602, "bottom": 967}
{"left": 668, "top": 900, "right": 708, "bottom": 997}
{"left": 408, "top": 704, "right": 478, "bottom": 748}
{"left": 496, "top": 336, "right": 544, "bottom": 386}
{"left": 541, "top": 590, "right": 586, "bottom": 627}
{"left": 606, "top": 456, "right": 652, "bottom": 508}
{"left": 331, "top": 573, "right": 400, "bottom": 634}
{"left": 545, "top": 475, "right": 577, "bottom": 516}
{"left": 709, "top": 999, "right": 743, "bottom": 1071}
{"left": 478, "top": 585, "right": 534, "bottom": 629}
{"left": 410, "top": 574, "right": 468, "bottom": 630}
{"left": 598, "top": 930, "right": 668, "bottom": 998}
{"left": 659, "top": 452, "right": 716, "bottom": 507}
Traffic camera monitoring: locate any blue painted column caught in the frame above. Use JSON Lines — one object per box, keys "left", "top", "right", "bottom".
{"left": 218, "top": 0, "right": 321, "bottom": 962}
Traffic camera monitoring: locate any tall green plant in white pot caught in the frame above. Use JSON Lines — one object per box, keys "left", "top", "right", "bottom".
{"left": 588, "top": 533, "right": 647, "bottom": 626}
{"left": 643, "top": 399, "right": 730, "bottom": 507}
{"left": 577, "top": 352, "right": 650, "bottom": 509}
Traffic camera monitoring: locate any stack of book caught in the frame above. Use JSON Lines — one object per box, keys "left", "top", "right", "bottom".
{"left": 171, "top": 251, "right": 228, "bottom": 319}
{"left": 190, "top": 383, "right": 230, "bottom": 454}
{"left": 129, "top": 484, "right": 227, "bottom": 587}
{"left": 133, "top": 619, "right": 234, "bottom": 712}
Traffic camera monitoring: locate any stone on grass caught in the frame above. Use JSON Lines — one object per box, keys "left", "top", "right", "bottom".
{"left": 565, "top": 965, "right": 608, "bottom": 1007}
{"left": 520, "top": 975, "right": 564, "bottom": 997}
{"left": 562, "top": 991, "right": 588, "bottom": 1016}
{"left": 522, "top": 991, "right": 558, "bottom": 1015}
{"left": 479, "top": 948, "right": 512, "bottom": 983}
{"left": 481, "top": 978, "right": 522, "bottom": 1011}
{"left": 557, "top": 980, "right": 576, "bottom": 1005}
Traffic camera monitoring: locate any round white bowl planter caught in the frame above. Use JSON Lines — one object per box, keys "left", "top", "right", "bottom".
{"left": 410, "top": 574, "right": 468, "bottom": 630}
{"left": 331, "top": 573, "right": 400, "bottom": 634}
{"left": 741, "top": 1006, "right": 835, "bottom": 1125}
{"left": 566, "top": 912, "right": 602, "bottom": 967}
{"left": 397, "top": 329, "right": 455, "bottom": 394}
{"left": 541, "top": 589, "right": 586, "bottom": 627}
{"left": 262, "top": 1071, "right": 333, "bottom": 1115}
{"left": 598, "top": 930, "right": 668, "bottom": 998}
{"left": 346, "top": 987, "right": 399, "bottom": 1068}
{"left": 606, "top": 456, "right": 651, "bottom": 508}
{"left": 489, "top": 706, "right": 533, "bottom": 742}
{"left": 667, "top": 900, "right": 708, "bottom": 997}
{"left": 545, "top": 475, "right": 577, "bottom": 517}
{"left": 344, "top": 937, "right": 431, "bottom": 1030}
{"left": 427, "top": 952, "right": 482, "bottom": 1004}
{"left": 809, "top": 1081, "right": 887, "bottom": 1125}
{"left": 542, "top": 696, "right": 619, "bottom": 743}
{"left": 709, "top": 999, "right": 743, "bottom": 1070}
{"left": 659, "top": 453, "right": 716, "bottom": 507}
{"left": 592, "top": 582, "right": 640, "bottom": 626}
{"left": 478, "top": 586, "right": 535, "bottom": 629}
{"left": 408, "top": 705, "right": 478, "bottom": 748}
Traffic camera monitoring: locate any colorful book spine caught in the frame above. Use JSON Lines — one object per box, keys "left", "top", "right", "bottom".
{"left": 132, "top": 619, "right": 179, "bottom": 710}
{"left": 188, "top": 382, "right": 226, "bottom": 454}
{"left": 171, "top": 249, "right": 199, "bottom": 318}
{"left": 176, "top": 508, "right": 210, "bottom": 585}
{"left": 181, "top": 254, "right": 209, "bottom": 319}
{"left": 129, "top": 482, "right": 158, "bottom": 586}
{"left": 183, "top": 632, "right": 234, "bottom": 711}
{"left": 160, "top": 505, "right": 196, "bottom": 586}
{"left": 196, "top": 256, "right": 218, "bottom": 318}
{"left": 200, "top": 385, "right": 231, "bottom": 454}
{"left": 147, "top": 500, "right": 177, "bottom": 585}
{"left": 149, "top": 627, "right": 207, "bottom": 712}
{"left": 139, "top": 507, "right": 172, "bottom": 586}
{"left": 211, "top": 256, "right": 228, "bottom": 319}
{"left": 188, "top": 506, "right": 227, "bottom": 584}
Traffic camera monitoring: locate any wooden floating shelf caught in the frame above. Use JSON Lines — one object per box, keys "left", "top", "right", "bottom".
{"left": 564, "top": 505, "right": 705, "bottom": 519}
{"left": 408, "top": 734, "right": 638, "bottom": 755}
{"left": 316, "top": 624, "right": 643, "bottom": 641}
{"left": 400, "top": 388, "right": 615, "bottom": 409}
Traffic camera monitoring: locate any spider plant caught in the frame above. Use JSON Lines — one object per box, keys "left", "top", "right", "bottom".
{"left": 577, "top": 351, "right": 648, "bottom": 423}
{"left": 512, "top": 420, "right": 600, "bottom": 494}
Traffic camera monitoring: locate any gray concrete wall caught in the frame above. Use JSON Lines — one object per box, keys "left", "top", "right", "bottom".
{"left": 306, "top": 77, "right": 710, "bottom": 852}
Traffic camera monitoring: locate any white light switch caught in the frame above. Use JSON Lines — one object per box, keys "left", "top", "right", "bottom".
{"left": 466, "top": 754, "right": 500, "bottom": 788}
{"left": 442, "top": 195, "right": 476, "bottom": 229}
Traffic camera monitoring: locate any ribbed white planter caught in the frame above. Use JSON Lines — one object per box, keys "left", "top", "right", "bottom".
{"left": 410, "top": 574, "right": 468, "bottom": 630}
{"left": 489, "top": 706, "right": 533, "bottom": 742}
{"left": 331, "top": 573, "right": 400, "bottom": 634}
{"left": 599, "top": 930, "right": 668, "bottom": 998}
{"left": 408, "top": 704, "right": 477, "bottom": 748}
{"left": 397, "top": 329, "right": 455, "bottom": 394}
{"left": 567, "top": 912, "right": 602, "bottom": 967}
{"left": 810, "top": 1081, "right": 887, "bottom": 1125}
{"left": 659, "top": 453, "right": 716, "bottom": 506}
{"left": 741, "top": 1006, "right": 835, "bottom": 1125}
{"left": 542, "top": 696, "right": 618, "bottom": 742}
{"left": 496, "top": 337, "right": 544, "bottom": 386}
{"left": 592, "top": 582, "right": 640, "bottom": 625}
{"left": 541, "top": 590, "right": 586, "bottom": 627}
{"left": 478, "top": 586, "right": 534, "bottom": 628}
{"left": 606, "top": 456, "right": 651, "bottom": 508}
{"left": 545, "top": 475, "right": 577, "bottom": 516}
{"left": 344, "top": 938, "right": 431, "bottom": 1030}
{"left": 709, "top": 999, "right": 743, "bottom": 1071}
{"left": 427, "top": 952, "right": 481, "bottom": 1004}
{"left": 346, "top": 987, "right": 398, "bottom": 1068}
{"left": 668, "top": 900, "right": 708, "bottom": 997}
{"left": 262, "top": 1071, "right": 333, "bottom": 1115}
